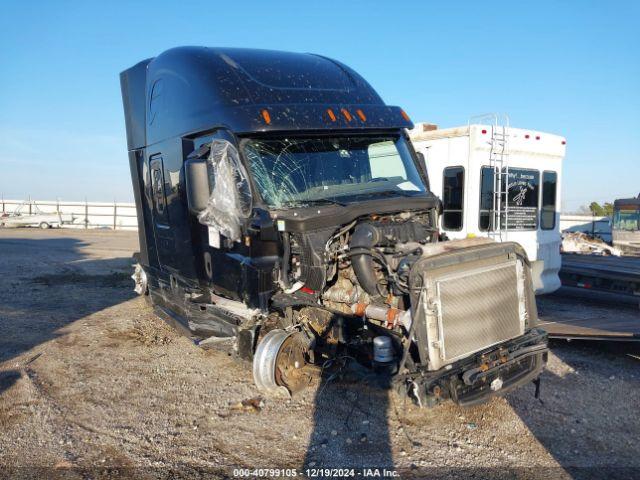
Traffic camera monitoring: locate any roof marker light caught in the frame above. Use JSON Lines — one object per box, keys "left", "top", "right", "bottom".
{"left": 481, "top": 129, "right": 487, "bottom": 134}
{"left": 341, "top": 108, "right": 352, "bottom": 122}
{"left": 535, "top": 135, "right": 541, "bottom": 140}
{"left": 326, "top": 108, "right": 337, "bottom": 122}
{"left": 261, "top": 109, "right": 271, "bottom": 125}
{"left": 356, "top": 109, "right": 367, "bottom": 121}
{"left": 525, "top": 134, "right": 530, "bottom": 139}
{"left": 562, "top": 140, "right": 567, "bottom": 145}
{"left": 400, "top": 109, "right": 411, "bottom": 122}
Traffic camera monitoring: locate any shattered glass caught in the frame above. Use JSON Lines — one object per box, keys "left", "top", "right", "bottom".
{"left": 243, "top": 136, "right": 426, "bottom": 209}
{"left": 197, "top": 140, "right": 252, "bottom": 242}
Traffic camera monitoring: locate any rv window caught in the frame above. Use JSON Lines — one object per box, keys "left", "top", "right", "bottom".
{"left": 442, "top": 166, "right": 464, "bottom": 230}
{"left": 479, "top": 167, "right": 540, "bottom": 231}
{"left": 479, "top": 167, "right": 494, "bottom": 231}
{"left": 505, "top": 168, "right": 539, "bottom": 230}
{"left": 541, "top": 171, "right": 557, "bottom": 230}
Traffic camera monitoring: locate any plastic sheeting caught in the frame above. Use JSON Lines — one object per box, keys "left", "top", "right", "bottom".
{"left": 197, "top": 140, "right": 252, "bottom": 242}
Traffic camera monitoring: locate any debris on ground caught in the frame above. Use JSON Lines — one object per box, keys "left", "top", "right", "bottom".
{"left": 1, "top": 229, "right": 639, "bottom": 476}
{"left": 230, "top": 396, "right": 265, "bottom": 413}
{"left": 562, "top": 231, "right": 621, "bottom": 256}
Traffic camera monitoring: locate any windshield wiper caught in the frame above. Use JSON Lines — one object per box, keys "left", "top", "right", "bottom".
{"left": 353, "top": 189, "right": 419, "bottom": 200}
{"left": 285, "top": 198, "right": 347, "bottom": 208}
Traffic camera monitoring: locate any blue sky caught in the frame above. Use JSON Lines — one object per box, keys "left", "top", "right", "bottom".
{"left": 1, "top": 1, "right": 638, "bottom": 211}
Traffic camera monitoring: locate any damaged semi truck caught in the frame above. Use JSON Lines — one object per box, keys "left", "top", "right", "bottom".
{"left": 120, "top": 47, "right": 548, "bottom": 406}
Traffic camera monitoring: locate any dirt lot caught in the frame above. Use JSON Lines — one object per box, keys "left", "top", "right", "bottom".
{"left": 0, "top": 229, "right": 638, "bottom": 479}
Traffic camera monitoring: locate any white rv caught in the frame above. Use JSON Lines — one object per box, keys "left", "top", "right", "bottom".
{"left": 409, "top": 118, "right": 566, "bottom": 294}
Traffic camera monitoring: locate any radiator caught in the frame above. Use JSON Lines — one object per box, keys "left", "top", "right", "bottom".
{"left": 435, "top": 261, "right": 525, "bottom": 364}
{"left": 410, "top": 239, "right": 534, "bottom": 371}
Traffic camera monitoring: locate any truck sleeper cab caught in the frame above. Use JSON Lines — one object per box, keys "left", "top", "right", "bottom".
{"left": 120, "top": 47, "right": 547, "bottom": 406}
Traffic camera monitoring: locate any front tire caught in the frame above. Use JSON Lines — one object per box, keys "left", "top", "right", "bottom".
{"left": 38, "top": 222, "right": 50, "bottom": 229}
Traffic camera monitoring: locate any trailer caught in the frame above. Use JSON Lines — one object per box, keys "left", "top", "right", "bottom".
{"left": 538, "top": 289, "right": 640, "bottom": 341}
{"left": 550, "top": 195, "right": 640, "bottom": 333}
{"left": 0, "top": 201, "right": 75, "bottom": 228}
{"left": 409, "top": 117, "right": 566, "bottom": 294}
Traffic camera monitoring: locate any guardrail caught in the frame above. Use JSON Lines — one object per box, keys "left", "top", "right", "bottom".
{"left": 0, "top": 198, "right": 137, "bottom": 230}
{"left": 1, "top": 197, "right": 615, "bottom": 238}
{"left": 558, "top": 214, "right": 611, "bottom": 242}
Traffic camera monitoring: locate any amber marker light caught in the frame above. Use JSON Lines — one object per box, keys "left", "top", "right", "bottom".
{"left": 261, "top": 109, "right": 271, "bottom": 124}
{"left": 400, "top": 109, "right": 411, "bottom": 122}
{"left": 340, "top": 108, "right": 352, "bottom": 122}
{"left": 326, "top": 108, "right": 337, "bottom": 122}
{"left": 356, "top": 109, "right": 367, "bottom": 121}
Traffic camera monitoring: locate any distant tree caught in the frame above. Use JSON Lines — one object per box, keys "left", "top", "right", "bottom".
{"left": 589, "top": 202, "right": 605, "bottom": 216}
{"left": 603, "top": 202, "right": 614, "bottom": 217}
{"left": 587, "top": 202, "right": 614, "bottom": 217}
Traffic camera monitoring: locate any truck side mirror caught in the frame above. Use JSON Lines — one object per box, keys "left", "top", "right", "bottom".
{"left": 185, "top": 159, "right": 210, "bottom": 214}
{"left": 186, "top": 139, "right": 253, "bottom": 243}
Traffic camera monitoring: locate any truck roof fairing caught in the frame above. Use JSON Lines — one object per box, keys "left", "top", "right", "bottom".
{"left": 120, "top": 47, "right": 413, "bottom": 151}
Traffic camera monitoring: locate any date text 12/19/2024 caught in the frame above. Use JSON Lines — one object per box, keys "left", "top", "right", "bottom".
{"left": 233, "top": 468, "right": 399, "bottom": 478}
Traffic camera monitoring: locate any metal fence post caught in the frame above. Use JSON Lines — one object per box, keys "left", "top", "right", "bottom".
{"left": 84, "top": 198, "right": 89, "bottom": 229}
{"left": 113, "top": 201, "right": 117, "bottom": 230}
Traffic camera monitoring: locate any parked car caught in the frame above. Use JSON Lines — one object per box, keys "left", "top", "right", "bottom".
{"left": 0, "top": 202, "right": 74, "bottom": 228}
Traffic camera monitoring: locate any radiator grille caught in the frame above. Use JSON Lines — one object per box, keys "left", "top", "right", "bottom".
{"left": 437, "top": 262, "right": 524, "bottom": 362}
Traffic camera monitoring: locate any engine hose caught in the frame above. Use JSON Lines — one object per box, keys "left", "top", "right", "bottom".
{"left": 349, "top": 224, "right": 383, "bottom": 298}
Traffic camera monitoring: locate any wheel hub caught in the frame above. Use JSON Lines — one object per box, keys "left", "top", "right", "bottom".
{"left": 253, "top": 329, "right": 312, "bottom": 396}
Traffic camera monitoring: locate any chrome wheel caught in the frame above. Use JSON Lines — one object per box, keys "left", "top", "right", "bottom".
{"left": 253, "top": 329, "right": 312, "bottom": 396}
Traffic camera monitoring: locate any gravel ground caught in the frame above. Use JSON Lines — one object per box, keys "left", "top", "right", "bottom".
{"left": 0, "top": 229, "right": 638, "bottom": 479}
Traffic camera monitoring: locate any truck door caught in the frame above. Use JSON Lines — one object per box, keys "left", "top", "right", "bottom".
{"left": 149, "top": 155, "right": 175, "bottom": 272}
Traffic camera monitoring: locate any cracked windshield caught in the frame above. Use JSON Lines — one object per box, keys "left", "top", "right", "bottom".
{"left": 242, "top": 136, "right": 426, "bottom": 208}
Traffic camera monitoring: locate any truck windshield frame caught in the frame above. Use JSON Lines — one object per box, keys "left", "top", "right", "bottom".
{"left": 240, "top": 135, "right": 427, "bottom": 209}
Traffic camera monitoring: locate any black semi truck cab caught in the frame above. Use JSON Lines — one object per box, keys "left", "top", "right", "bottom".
{"left": 613, "top": 194, "right": 640, "bottom": 255}
{"left": 121, "top": 47, "right": 547, "bottom": 406}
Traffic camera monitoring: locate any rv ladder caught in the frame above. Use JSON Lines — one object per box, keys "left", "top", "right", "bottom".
{"left": 487, "top": 115, "right": 510, "bottom": 241}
